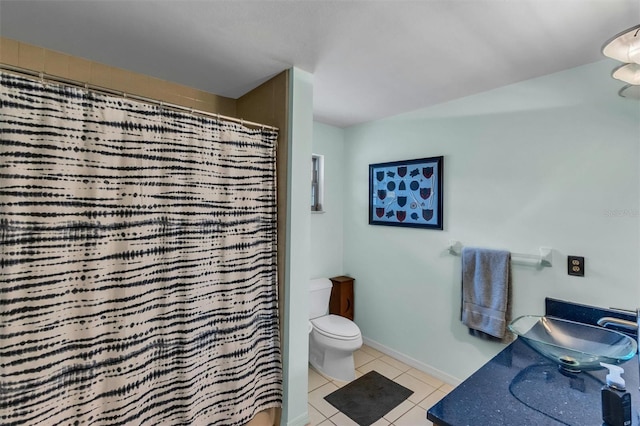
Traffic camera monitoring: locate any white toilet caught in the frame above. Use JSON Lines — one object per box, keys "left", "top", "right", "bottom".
{"left": 308, "top": 278, "right": 363, "bottom": 381}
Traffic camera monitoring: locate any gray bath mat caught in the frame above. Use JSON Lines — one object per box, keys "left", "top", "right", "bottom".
{"left": 324, "top": 370, "right": 413, "bottom": 426}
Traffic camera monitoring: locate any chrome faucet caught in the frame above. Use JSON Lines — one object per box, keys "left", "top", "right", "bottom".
{"left": 598, "top": 308, "right": 640, "bottom": 392}
{"left": 597, "top": 316, "right": 638, "bottom": 331}
{"left": 597, "top": 308, "right": 640, "bottom": 391}
{"left": 597, "top": 307, "right": 640, "bottom": 331}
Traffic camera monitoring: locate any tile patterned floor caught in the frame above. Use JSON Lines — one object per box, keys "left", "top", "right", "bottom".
{"left": 307, "top": 345, "right": 455, "bottom": 426}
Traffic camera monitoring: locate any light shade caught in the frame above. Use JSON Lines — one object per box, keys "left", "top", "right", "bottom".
{"left": 612, "top": 63, "right": 640, "bottom": 85}
{"left": 602, "top": 24, "right": 640, "bottom": 65}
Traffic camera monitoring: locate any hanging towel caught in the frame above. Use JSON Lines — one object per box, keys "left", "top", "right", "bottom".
{"left": 461, "top": 247, "right": 511, "bottom": 340}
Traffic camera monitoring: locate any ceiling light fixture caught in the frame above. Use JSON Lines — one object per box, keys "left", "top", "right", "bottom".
{"left": 603, "top": 25, "right": 640, "bottom": 64}
{"left": 612, "top": 63, "right": 640, "bottom": 85}
{"left": 603, "top": 24, "right": 640, "bottom": 98}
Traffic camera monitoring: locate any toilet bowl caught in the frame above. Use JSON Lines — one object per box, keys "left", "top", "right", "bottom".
{"left": 309, "top": 278, "right": 363, "bottom": 381}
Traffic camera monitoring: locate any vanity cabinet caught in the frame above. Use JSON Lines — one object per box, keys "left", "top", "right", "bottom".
{"left": 329, "top": 276, "right": 354, "bottom": 321}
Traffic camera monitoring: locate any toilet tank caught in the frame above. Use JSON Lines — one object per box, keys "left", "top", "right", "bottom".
{"left": 309, "top": 278, "right": 333, "bottom": 319}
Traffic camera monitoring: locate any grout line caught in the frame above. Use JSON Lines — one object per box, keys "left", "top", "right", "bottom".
{"left": 309, "top": 345, "right": 444, "bottom": 425}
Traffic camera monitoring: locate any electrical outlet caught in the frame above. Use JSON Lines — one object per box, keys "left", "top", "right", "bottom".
{"left": 567, "top": 256, "right": 585, "bottom": 277}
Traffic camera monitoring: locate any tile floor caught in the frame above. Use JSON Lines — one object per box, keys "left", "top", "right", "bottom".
{"left": 307, "top": 345, "right": 456, "bottom": 426}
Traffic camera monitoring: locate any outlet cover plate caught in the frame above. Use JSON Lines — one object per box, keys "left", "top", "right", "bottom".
{"left": 568, "top": 256, "right": 585, "bottom": 277}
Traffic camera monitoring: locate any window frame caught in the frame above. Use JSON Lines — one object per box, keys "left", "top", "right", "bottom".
{"left": 311, "top": 154, "right": 324, "bottom": 212}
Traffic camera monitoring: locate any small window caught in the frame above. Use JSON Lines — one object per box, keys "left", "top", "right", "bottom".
{"left": 311, "top": 154, "right": 324, "bottom": 212}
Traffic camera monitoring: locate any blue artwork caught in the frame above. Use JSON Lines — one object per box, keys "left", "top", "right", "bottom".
{"left": 369, "top": 156, "right": 443, "bottom": 230}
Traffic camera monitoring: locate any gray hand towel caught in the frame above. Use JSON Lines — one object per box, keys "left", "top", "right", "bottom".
{"left": 461, "top": 247, "right": 511, "bottom": 340}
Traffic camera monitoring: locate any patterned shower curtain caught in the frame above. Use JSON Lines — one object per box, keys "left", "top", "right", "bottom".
{"left": 0, "top": 72, "right": 282, "bottom": 425}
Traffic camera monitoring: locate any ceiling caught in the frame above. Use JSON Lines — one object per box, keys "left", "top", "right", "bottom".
{"left": 1, "top": 0, "right": 638, "bottom": 128}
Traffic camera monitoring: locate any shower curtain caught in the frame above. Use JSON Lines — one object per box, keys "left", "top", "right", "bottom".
{"left": 0, "top": 72, "right": 282, "bottom": 425}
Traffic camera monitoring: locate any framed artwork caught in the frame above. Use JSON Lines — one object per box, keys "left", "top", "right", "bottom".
{"left": 369, "top": 156, "right": 443, "bottom": 230}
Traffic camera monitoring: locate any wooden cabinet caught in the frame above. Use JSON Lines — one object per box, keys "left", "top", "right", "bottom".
{"left": 329, "top": 276, "right": 354, "bottom": 321}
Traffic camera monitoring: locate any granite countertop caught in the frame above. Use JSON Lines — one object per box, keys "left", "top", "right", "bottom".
{"left": 427, "top": 337, "right": 639, "bottom": 425}
{"left": 428, "top": 297, "right": 640, "bottom": 426}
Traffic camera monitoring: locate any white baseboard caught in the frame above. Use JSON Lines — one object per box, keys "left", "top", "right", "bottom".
{"left": 362, "top": 336, "right": 463, "bottom": 387}
{"left": 286, "top": 412, "right": 309, "bottom": 426}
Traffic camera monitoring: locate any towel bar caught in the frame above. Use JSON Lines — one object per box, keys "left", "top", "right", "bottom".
{"left": 447, "top": 240, "right": 552, "bottom": 267}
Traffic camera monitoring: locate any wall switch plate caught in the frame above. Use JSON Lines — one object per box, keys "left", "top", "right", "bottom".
{"left": 568, "top": 256, "right": 585, "bottom": 277}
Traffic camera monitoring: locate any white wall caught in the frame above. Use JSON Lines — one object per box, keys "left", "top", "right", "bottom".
{"left": 338, "top": 60, "right": 640, "bottom": 382}
{"left": 281, "top": 68, "right": 313, "bottom": 426}
{"left": 311, "top": 123, "right": 345, "bottom": 278}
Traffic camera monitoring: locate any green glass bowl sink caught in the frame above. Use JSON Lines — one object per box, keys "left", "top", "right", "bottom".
{"left": 508, "top": 315, "right": 638, "bottom": 373}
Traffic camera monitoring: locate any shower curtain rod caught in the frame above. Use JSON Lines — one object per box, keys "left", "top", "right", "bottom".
{"left": 0, "top": 63, "right": 279, "bottom": 131}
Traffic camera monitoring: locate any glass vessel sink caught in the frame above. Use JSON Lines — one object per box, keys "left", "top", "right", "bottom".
{"left": 508, "top": 315, "right": 638, "bottom": 373}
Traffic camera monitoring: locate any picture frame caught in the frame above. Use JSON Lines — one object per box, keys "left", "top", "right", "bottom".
{"left": 368, "top": 156, "right": 443, "bottom": 230}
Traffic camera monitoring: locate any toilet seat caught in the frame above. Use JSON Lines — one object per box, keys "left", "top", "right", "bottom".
{"left": 312, "top": 315, "right": 361, "bottom": 340}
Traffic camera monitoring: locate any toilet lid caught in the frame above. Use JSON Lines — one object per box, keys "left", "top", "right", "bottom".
{"left": 312, "top": 315, "right": 361, "bottom": 339}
